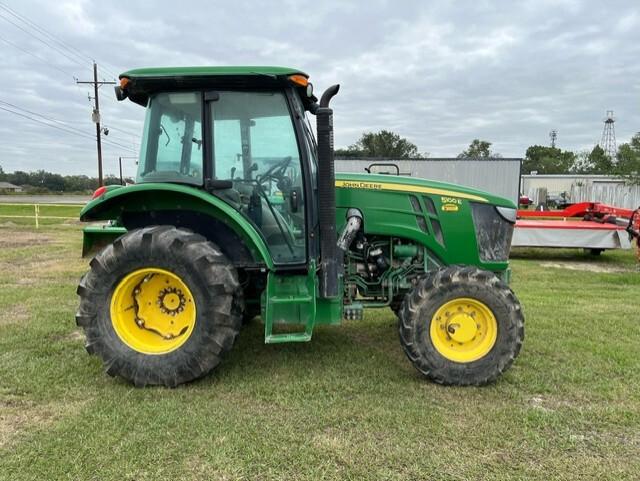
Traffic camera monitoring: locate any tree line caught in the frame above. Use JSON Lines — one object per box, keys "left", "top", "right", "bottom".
{"left": 2, "top": 130, "right": 639, "bottom": 192}
{"left": 0, "top": 166, "right": 132, "bottom": 194}
{"left": 521, "top": 133, "right": 640, "bottom": 181}
{"left": 338, "top": 131, "right": 640, "bottom": 184}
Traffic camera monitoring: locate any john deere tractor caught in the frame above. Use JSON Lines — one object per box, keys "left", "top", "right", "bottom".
{"left": 76, "top": 66, "right": 524, "bottom": 387}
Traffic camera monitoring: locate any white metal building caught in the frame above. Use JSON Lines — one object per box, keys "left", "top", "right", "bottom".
{"left": 335, "top": 158, "right": 522, "bottom": 203}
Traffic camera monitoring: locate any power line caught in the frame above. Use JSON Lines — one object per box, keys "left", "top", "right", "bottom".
{"left": 0, "top": 2, "right": 121, "bottom": 80}
{"left": 56, "top": 117, "right": 140, "bottom": 138}
{"left": 0, "top": 34, "right": 78, "bottom": 79}
{"left": 101, "top": 123, "right": 140, "bottom": 137}
{"left": 0, "top": 104, "right": 138, "bottom": 153}
{"left": 0, "top": 2, "right": 92, "bottom": 65}
{"left": 0, "top": 98, "right": 139, "bottom": 146}
{"left": 0, "top": 99, "right": 140, "bottom": 149}
{"left": 0, "top": 2, "right": 121, "bottom": 82}
{"left": 0, "top": 12, "right": 89, "bottom": 67}
{"left": 0, "top": 99, "right": 89, "bottom": 131}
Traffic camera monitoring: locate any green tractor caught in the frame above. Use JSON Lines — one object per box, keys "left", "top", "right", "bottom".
{"left": 76, "top": 66, "right": 524, "bottom": 387}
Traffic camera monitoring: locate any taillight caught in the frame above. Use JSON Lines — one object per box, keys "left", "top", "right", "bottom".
{"left": 92, "top": 186, "right": 107, "bottom": 199}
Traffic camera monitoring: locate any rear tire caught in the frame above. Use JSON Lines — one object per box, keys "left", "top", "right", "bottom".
{"left": 76, "top": 226, "right": 243, "bottom": 387}
{"left": 242, "top": 304, "right": 260, "bottom": 324}
{"left": 398, "top": 266, "right": 524, "bottom": 386}
{"left": 390, "top": 297, "right": 405, "bottom": 318}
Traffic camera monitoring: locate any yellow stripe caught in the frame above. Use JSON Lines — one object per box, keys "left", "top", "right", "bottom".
{"left": 335, "top": 180, "right": 487, "bottom": 202}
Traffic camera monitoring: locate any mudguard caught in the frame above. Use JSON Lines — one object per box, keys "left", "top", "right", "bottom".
{"left": 80, "top": 183, "right": 274, "bottom": 269}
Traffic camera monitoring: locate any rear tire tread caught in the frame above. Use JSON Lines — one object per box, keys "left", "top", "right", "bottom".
{"left": 77, "top": 226, "right": 243, "bottom": 387}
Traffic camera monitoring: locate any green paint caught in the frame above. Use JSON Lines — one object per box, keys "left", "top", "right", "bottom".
{"left": 263, "top": 261, "right": 317, "bottom": 343}
{"left": 121, "top": 66, "right": 307, "bottom": 79}
{"left": 393, "top": 244, "right": 419, "bottom": 258}
{"left": 335, "top": 172, "right": 514, "bottom": 272}
{"left": 81, "top": 183, "right": 274, "bottom": 269}
{"left": 81, "top": 225, "right": 127, "bottom": 257}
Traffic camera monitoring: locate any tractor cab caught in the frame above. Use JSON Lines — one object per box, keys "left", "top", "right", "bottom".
{"left": 126, "top": 68, "right": 319, "bottom": 265}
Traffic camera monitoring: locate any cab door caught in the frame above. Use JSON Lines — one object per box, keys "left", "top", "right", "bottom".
{"left": 206, "top": 90, "right": 308, "bottom": 265}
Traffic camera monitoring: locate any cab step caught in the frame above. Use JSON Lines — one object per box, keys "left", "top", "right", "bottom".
{"left": 263, "top": 265, "right": 317, "bottom": 344}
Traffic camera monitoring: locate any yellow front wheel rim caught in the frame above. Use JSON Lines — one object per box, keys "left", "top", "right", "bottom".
{"left": 110, "top": 268, "right": 196, "bottom": 355}
{"left": 429, "top": 297, "right": 497, "bottom": 363}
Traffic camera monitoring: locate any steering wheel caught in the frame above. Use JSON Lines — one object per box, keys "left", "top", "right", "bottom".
{"left": 256, "top": 156, "right": 292, "bottom": 184}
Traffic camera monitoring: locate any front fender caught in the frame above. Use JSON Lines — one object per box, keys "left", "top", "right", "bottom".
{"left": 81, "top": 183, "right": 274, "bottom": 269}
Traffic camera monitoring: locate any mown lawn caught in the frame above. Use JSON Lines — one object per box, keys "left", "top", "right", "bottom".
{"left": 0, "top": 203, "right": 82, "bottom": 227}
{"left": 0, "top": 225, "right": 639, "bottom": 480}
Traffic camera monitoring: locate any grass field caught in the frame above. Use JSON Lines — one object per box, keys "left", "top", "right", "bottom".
{"left": 0, "top": 203, "right": 82, "bottom": 227}
{"left": 1, "top": 224, "right": 639, "bottom": 480}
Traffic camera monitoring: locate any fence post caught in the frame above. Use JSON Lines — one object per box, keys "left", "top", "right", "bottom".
{"left": 34, "top": 204, "right": 39, "bottom": 229}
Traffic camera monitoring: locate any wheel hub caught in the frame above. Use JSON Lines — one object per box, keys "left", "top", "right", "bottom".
{"left": 446, "top": 313, "right": 477, "bottom": 343}
{"left": 430, "top": 297, "right": 498, "bottom": 363}
{"left": 157, "top": 287, "right": 186, "bottom": 316}
{"left": 110, "top": 268, "right": 197, "bottom": 354}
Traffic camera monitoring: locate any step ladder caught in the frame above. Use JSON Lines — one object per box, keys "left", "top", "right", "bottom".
{"left": 263, "top": 266, "right": 317, "bottom": 344}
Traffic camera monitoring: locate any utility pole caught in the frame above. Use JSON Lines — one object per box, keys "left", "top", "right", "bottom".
{"left": 77, "top": 63, "right": 115, "bottom": 186}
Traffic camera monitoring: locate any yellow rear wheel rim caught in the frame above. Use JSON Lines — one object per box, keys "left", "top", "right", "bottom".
{"left": 110, "top": 268, "right": 196, "bottom": 355}
{"left": 429, "top": 297, "right": 497, "bottom": 363}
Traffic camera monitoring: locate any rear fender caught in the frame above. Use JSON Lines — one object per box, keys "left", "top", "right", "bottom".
{"left": 80, "top": 183, "right": 274, "bottom": 269}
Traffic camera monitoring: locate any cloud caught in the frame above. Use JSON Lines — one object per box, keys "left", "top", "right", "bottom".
{"left": 0, "top": 0, "right": 638, "bottom": 176}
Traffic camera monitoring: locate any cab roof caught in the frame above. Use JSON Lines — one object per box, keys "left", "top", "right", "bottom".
{"left": 120, "top": 66, "right": 308, "bottom": 79}
{"left": 119, "top": 66, "right": 311, "bottom": 106}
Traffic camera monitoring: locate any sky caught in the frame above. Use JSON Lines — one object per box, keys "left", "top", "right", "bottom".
{"left": 0, "top": 0, "right": 638, "bottom": 178}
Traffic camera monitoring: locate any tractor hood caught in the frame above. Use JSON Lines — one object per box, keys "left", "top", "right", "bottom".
{"left": 334, "top": 172, "right": 515, "bottom": 208}
{"left": 334, "top": 172, "right": 516, "bottom": 270}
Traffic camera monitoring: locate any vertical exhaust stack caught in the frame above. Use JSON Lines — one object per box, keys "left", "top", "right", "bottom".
{"left": 316, "top": 84, "right": 340, "bottom": 298}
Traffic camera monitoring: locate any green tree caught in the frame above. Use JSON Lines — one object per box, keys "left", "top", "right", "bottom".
{"left": 8, "top": 170, "right": 30, "bottom": 185}
{"left": 522, "top": 145, "right": 576, "bottom": 174}
{"left": 589, "top": 145, "right": 613, "bottom": 173}
{"left": 572, "top": 145, "right": 613, "bottom": 174}
{"left": 336, "top": 130, "right": 423, "bottom": 159}
{"left": 0, "top": 164, "right": 5, "bottom": 181}
{"left": 615, "top": 132, "right": 640, "bottom": 184}
{"left": 457, "top": 139, "right": 499, "bottom": 159}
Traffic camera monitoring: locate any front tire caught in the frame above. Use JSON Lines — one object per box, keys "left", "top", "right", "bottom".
{"left": 398, "top": 266, "right": 524, "bottom": 386}
{"left": 76, "top": 226, "right": 243, "bottom": 387}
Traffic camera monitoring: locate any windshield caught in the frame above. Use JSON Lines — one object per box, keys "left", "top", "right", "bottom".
{"left": 137, "top": 92, "right": 203, "bottom": 185}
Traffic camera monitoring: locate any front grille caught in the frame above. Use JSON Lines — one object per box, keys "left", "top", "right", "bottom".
{"left": 470, "top": 203, "right": 514, "bottom": 262}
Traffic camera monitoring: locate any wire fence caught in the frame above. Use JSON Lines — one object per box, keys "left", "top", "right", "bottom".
{"left": 0, "top": 203, "right": 83, "bottom": 228}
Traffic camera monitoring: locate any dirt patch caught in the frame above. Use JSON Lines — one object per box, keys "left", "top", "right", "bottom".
{"left": 539, "top": 261, "right": 633, "bottom": 274}
{"left": 1, "top": 255, "right": 85, "bottom": 285}
{"left": 184, "top": 455, "right": 242, "bottom": 481}
{"left": 47, "top": 330, "right": 85, "bottom": 343}
{"left": 0, "top": 304, "right": 30, "bottom": 326}
{"left": 62, "top": 219, "right": 82, "bottom": 226}
{"left": 0, "top": 396, "right": 87, "bottom": 449}
{"left": 528, "top": 395, "right": 555, "bottom": 413}
{"left": 65, "top": 330, "right": 85, "bottom": 342}
{"left": 0, "top": 230, "right": 51, "bottom": 248}
{"left": 313, "top": 427, "right": 350, "bottom": 451}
